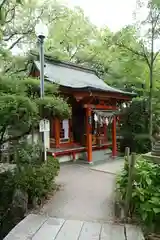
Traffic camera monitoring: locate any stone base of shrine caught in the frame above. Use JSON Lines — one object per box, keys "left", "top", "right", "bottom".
{"left": 48, "top": 145, "right": 112, "bottom": 164}
{"left": 143, "top": 152, "right": 160, "bottom": 164}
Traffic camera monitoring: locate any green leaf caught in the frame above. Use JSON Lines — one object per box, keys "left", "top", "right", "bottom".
{"left": 146, "top": 178, "right": 152, "bottom": 186}
{"left": 132, "top": 191, "right": 137, "bottom": 197}
{"left": 142, "top": 212, "right": 148, "bottom": 221}
{"left": 0, "top": 8, "right": 5, "bottom": 23}
{"left": 140, "top": 195, "right": 145, "bottom": 202}
{"left": 153, "top": 208, "right": 160, "bottom": 214}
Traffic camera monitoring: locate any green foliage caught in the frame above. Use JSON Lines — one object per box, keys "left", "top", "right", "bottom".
{"left": 0, "top": 142, "right": 60, "bottom": 238}
{"left": 0, "top": 93, "right": 38, "bottom": 145}
{"left": 120, "top": 98, "right": 151, "bottom": 153}
{"left": 36, "top": 96, "right": 71, "bottom": 119}
{"left": 117, "top": 157, "right": 160, "bottom": 231}
{"left": 13, "top": 142, "right": 60, "bottom": 200}
{"left": 0, "top": 155, "right": 60, "bottom": 212}
{"left": 14, "top": 141, "right": 43, "bottom": 166}
{"left": 23, "top": 77, "right": 58, "bottom": 98}
{"left": 14, "top": 157, "right": 60, "bottom": 200}
{"left": 45, "top": 6, "right": 97, "bottom": 61}
{"left": 0, "top": 68, "right": 70, "bottom": 149}
{"left": 0, "top": 171, "right": 15, "bottom": 212}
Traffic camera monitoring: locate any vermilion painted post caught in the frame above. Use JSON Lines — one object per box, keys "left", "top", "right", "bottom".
{"left": 55, "top": 118, "right": 60, "bottom": 148}
{"left": 112, "top": 116, "right": 117, "bottom": 157}
{"left": 86, "top": 108, "right": 92, "bottom": 163}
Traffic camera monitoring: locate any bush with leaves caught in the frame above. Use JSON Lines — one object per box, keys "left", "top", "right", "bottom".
{"left": 14, "top": 141, "right": 43, "bottom": 166}
{"left": 13, "top": 155, "right": 60, "bottom": 202}
{"left": 117, "top": 156, "right": 160, "bottom": 233}
{"left": 0, "top": 155, "right": 59, "bottom": 239}
{"left": 119, "top": 98, "right": 151, "bottom": 153}
{"left": 0, "top": 171, "right": 15, "bottom": 212}
{"left": 0, "top": 155, "right": 59, "bottom": 213}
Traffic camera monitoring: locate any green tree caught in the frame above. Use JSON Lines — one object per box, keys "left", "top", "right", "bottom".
{"left": 0, "top": 0, "right": 70, "bottom": 160}
{"left": 110, "top": 0, "right": 160, "bottom": 142}
{"left": 45, "top": 6, "right": 97, "bottom": 61}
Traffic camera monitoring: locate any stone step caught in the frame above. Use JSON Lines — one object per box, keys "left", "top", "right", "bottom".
{"left": 4, "top": 214, "right": 144, "bottom": 240}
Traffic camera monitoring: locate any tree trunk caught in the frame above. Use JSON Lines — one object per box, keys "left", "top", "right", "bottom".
{"left": 149, "top": 24, "right": 154, "bottom": 148}
{"left": 149, "top": 64, "right": 153, "bottom": 143}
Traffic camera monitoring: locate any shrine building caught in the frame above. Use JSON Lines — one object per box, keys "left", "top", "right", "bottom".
{"left": 30, "top": 56, "right": 136, "bottom": 163}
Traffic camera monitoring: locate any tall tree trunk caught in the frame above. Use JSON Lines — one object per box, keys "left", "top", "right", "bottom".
{"left": 149, "top": 29, "right": 154, "bottom": 147}
{"left": 149, "top": 65, "right": 153, "bottom": 141}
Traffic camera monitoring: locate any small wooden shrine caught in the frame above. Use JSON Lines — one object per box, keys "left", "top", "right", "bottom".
{"left": 30, "top": 56, "right": 136, "bottom": 163}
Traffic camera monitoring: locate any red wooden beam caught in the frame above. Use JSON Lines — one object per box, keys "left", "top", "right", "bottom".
{"left": 83, "top": 104, "right": 118, "bottom": 110}
{"left": 74, "top": 91, "right": 132, "bottom": 101}
{"left": 47, "top": 143, "right": 112, "bottom": 158}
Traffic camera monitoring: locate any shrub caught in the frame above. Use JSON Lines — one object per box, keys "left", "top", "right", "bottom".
{"left": 0, "top": 171, "right": 14, "bottom": 211}
{"left": 117, "top": 156, "right": 160, "bottom": 232}
{"left": 13, "top": 157, "right": 60, "bottom": 201}
{"left": 14, "top": 141, "right": 43, "bottom": 166}
{"left": 119, "top": 98, "right": 151, "bottom": 154}
{"left": 119, "top": 135, "right": 151, "bottom": 154}
{"left": 0, "top": 156, "right": 59, "bottom": 238}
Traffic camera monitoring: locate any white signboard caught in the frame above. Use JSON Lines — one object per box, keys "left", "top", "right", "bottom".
{"left": 39, "top": 119, "right": 50, "bottom": 132}
{"left": 44, "top": 131, "right": 50, "bottom": 149}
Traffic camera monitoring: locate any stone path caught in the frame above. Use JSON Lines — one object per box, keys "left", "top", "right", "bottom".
{"left": 40, "top": 163, "right": 115, "bottom": 222}
{"left": 5, "top": 214, "right": 144, "bottom": 240}
{"left": 90, "top": 158, "right": 124, "bottom": 175}
{"left": 4, "top": 163, "right": 144, "bottom": 240}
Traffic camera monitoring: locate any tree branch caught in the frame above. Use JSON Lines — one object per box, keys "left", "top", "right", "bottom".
{"left": 4, "top": 65, "right": 12, "bottom": 73}
{"left": 8, "top": 35, "right": 24, "bottom": 50}
{"left": 8, "top": 27, "right": 34, "bottom": 50}
{"left": 153, "top": 50, "right": 160, "bottom": 62}
{"left": 3, "top": 32, "right": 18, "bottom": 41}
{"left": 0, "top": 0, "right": 7, "bottom": 10}
{"left": 140, "top": 42, "right": 151, "bottom": 69}
{"left": 153, "top": 12, "right": 160, "bottom": 30}
{"left": 59, "top": 20, "right": 73, "bottom": 46}
{"left": 70, "top": 45, "right": 82, "bottom": 60}
{"left": 0, "top": 126, "right": 7, "bottom": 144}
{"left": 116, "top": 42, "right": 151, "bottom": 69}
{"left": 5, "top": 6, "right": 16, "bottom": 23}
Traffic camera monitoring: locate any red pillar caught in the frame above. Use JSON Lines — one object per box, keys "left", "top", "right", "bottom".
{"left": 55, "top": 118, "right": 60, "bottom": 148}
{"left": 86, "top": 108, "right": 92, "bottom": 163}
{"left": 112, "top": 116, "right": 117, "bottom": 157}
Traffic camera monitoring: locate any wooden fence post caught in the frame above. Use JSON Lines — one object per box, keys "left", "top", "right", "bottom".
{"left": 125, "top": 147, "right": 130, "bottom": 162}
{"left": 124, "top": 152, "right": 136, "bottom": 219}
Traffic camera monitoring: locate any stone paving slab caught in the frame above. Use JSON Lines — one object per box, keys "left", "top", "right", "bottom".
{"left": 32, "top": 218, "right": 65, "bottom": 240}
{"left": 4, "top": 214, "right": 47, "bottom": 240}
{"left": 4, "top": 214, "right": 144, "bottom": 240}
{"left": 90, "top": 158, "right": 124, "bottom": 175}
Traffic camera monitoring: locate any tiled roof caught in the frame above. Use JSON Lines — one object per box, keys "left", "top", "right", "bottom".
{"left": 34, "top": 59, "right": 136, "bottom": 97}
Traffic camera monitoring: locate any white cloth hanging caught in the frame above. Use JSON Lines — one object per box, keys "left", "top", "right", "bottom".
{"left": 94, "top": 113, "right": 98, "bottom": 122}
{"left": 105, "top": 117, "right": 109, "bottom": 126}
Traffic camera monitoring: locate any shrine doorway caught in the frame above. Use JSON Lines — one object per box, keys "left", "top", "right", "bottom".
{"left": 72, "top": 102, "right": 85, "bottom": 145}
